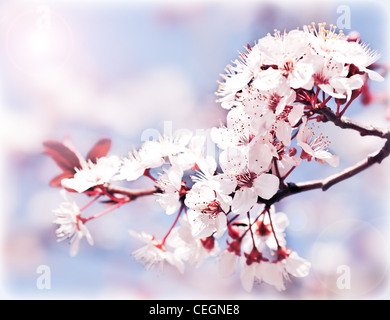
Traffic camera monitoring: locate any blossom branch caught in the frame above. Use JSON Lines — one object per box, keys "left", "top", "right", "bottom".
{"left": 314, "top": 105, "right": 390, "bottom": 139}
{"left": 104, "top": 185, "right": 159, "bottom": 201}
{"left": 48, "top": 23, "right": 388, "bottom": 292}
{"left": 266, "top": 107, "right": 390, "bottom": 205}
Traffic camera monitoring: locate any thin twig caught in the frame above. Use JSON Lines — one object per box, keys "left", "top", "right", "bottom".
{"left": 105, "top": 185, "right": 159, "bottom": 201}
{"left": 262, "top": 106, "right": 390, "bottom": 206}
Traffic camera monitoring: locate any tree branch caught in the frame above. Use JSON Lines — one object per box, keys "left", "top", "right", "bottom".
{"left": 314, "top": 105, "right": 390, "bottom": 138}
{"left": 105, "top": 185, "right": 159, "bottom": 201}
{"left": 264, "top": 106, "right": 390, "bottom": 205}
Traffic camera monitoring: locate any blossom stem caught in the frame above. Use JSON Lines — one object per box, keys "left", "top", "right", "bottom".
{"left": 290, "top": 130, "right": 299, "bottom": 141}
{"left": 227, "top": 214, "right": 240, "bottom": 225}
{"left": 336, "top": 103, "right": 341, "bottom": 116}
{"left": 160, "top": 202, "right": 185, "bottom": 246}
{"left": 281, "top": 166, "right": 296, "bottom": 181}
{"left": 239, "top": 207, "right": 268, "bottom": 240}
{"left": 312, "top": 87, "right": 320, "bottom": 108}
{"left": 143, "top": 169, "right": 157, "bottom": 182}
{"left": 273, "top": 158, "right": 281, "bottom": 179}
{"left": 99, "top": 186, "right": 128, "bottom": 203}
{"left": 267, "top": 208, "right": 280, "bottom": 248}
{"left": 79, "top": 194, "right": 102, "bottom": 212}
{"left": 84, "top": 200, "right": 128, "bottom": 222}
{"left": 319, "top": 95, "right": 332, "bottom": 108}
{"left": 247, "top": 212, "right": 256, "bottom": 248}
{"left": 339, "top": 99, "right": 354, "bottom": 117}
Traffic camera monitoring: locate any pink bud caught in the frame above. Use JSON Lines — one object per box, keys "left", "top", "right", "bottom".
{"left": 289, "top": 147, "right": 297, "bottom": 157}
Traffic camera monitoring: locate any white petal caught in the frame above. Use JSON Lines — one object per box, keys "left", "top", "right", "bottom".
{"left": 69, "top": 232, "right": 82, "bottom": 257}
{"left": 231, "top": 188, "right": 258, "bottom": 215}
{"left": 290, "top": 63, "right": 314, "bottom": 90}
{"left": 219, "top": 250, "right": 237, "bottom": 277}
{"left": 224, "top": 71, "right": 252, "bottom": 92}
{"left": 165, "top": 252, "right": 186, "bottom": 274}
{"left": 79, "top": 223, "right": 94, "bottom": 246}
{"left": 315, "top": 150, "right": 339, "bottom": 167}
{"left": 276, "top": 121, "right": 292, "bottom": 147}
{"left": 157, "top": 193, "right": 181, "bottom": 215}
{"left": 258, "top": 261, "right": 286, "bottom": 291}
{"left": 365, "top": 68, "right": 384, "bottom": 82}
{"left": 248, "top": 142, "right": 273, "bottom": 173}
{"left": 319, "top": 84, "right": 346, "bottom": 99}
{"left": 287, "top": 104, "right": 304, "bottom": 126}
{"left": 196, "top": 156, "right": 217, "bottom": 176}
{"left": 214, "top": 212, "right": 227, "bottom": 238}
{"left": 285, "top": 252, "right": 311, "bottom": 278}
{"left": 114, "top": 157, "right": 145, "bottom": 182}
{"left": 61, "top": 178, "right": 94, "bottom": 193}
{"left": 184, "top": 183, "right": 214, "bottom": 209}
{"left": 240, "top": 263, "right": 256, "bottom": 292}
{"left": 210, "top": 174, "right": 237, "bottom": 195}
{"left": 271, "top": 212, "right": 289, "bottom": 232}
{"left": 211, "top": 127, "right": 238, "bottom": 149}
{"left": 220, "top": 147, "right": 248, "bottom": 175}
{"left": 252, "top": 68, "right": 281, "bottom": 91}
{"left": 188, "top": 211, "right": 213, "bottom": 239}
{"left": 167, "top": 166, "right": 183, "bottom": 191}
{"left": 253, "top": 174, "right": 279, "bottom": 200}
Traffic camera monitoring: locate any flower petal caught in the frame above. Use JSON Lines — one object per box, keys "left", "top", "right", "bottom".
{"left": 253, "top": 173, "right": 279, "bottom": 200}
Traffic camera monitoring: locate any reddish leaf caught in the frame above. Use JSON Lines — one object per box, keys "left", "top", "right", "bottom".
{"left": 86, "top": 138, "right": 111, "bottom": 163}
{"left": 43, "top": 140, "right": 81, "bottom": 172}
{"left": 49, "top": 171, "right": 75, "bottom": 188}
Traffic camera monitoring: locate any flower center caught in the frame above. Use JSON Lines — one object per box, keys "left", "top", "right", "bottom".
{"left": 238, "top": 132, "right": 256, "bottom": 146}
{"left": 310, "top": 132, "right": 330, "bottom": 152}
{"left": 281, "top": 61, "right": 294, "bottom": 78}
{"left": 268, "top": 94, "right": 282, "bottom": 112}
{"left": 236, "top": 172, "right": 257, "bottom": 188}
{"left": 257, "top": 220, "right": 272, "bottom": 236}
{"left": 313, "top": 71, "right": 329, "bottom": 85}
{"left": 202, "top": 200, "right": 222, "bottom": 216}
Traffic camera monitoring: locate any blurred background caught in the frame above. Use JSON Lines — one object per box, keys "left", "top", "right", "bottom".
{"left": 1, "top": 0, "right": 390, "bottom": 299}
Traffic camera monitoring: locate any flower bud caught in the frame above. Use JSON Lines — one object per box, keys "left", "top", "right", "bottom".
{"left": 289, "top": 147, "right": 297, "bottom": 157}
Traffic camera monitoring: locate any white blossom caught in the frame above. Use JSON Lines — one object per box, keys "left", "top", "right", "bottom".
{"left": 219, "top": 249, "right": 239, "bottom": 277}
{"left": 246, "top": 206, "right": 289, "bottom": 252}
{"left": 262, "top": 250, "right": 311, "bottom": 291}
{"left": 114, "top": 151, "right": 147, "bottom": 182}
{"left": 167, "top": 216, "right": 219, "bottom": 268}
{"left": 218, "top": 144, "right": 279, "bottom": 215}
{"left": 156, "top": 164, "right": 184, "bottom": 215}
{"left": 185, "top": 182, "right": 230, "bottom": 239}
{"left": 61, "top": 156, "right": 121, "bottom": 192}
{"left": 239, "top": 249, "right": 310, "bottom": 292}
{"left": 129, "top": 230, "right": 185, "bottom": 274}
{"left": 297, "top": 118, "right": 339, "bottom": 167}
{"left": 53, "top": 191, "right": 93, "bottom": 256}
{"left": 253, "top": 29, "right": 315, "bottom": 90}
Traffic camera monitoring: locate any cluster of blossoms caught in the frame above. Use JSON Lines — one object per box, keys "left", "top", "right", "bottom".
{"left": 45, "top": 23, "right": 383, "bottom": 292}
